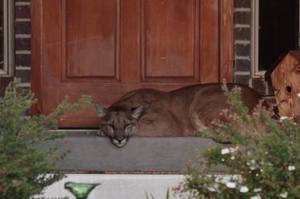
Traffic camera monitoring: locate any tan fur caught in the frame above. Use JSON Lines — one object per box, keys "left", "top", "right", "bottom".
{"left": 100, "top": 83, "right": 263, "bottom": 138}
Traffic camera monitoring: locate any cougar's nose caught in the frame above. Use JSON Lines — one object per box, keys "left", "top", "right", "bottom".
{"left": 112, "top": 137, "right": 128, "bottom": 148}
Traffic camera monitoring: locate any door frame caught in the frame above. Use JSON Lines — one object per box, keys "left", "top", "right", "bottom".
{"left": 31, "top": 0, "right": 234, "bottom": 115}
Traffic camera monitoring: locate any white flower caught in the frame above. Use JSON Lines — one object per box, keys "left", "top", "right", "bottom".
{"left": 247, "top": 160, "right": 258, "bottom": 170}
{"left": 253, "top": 188, "right": 262, "bottom": 192}
{"left": 214, "top": 174, "right": 242, "bottom": 184}
{"left": 208, "top": 184, "right": 219, "bottom": 192}
{"left": 240, "top": 186, "right": 249, "bottom": 193}
{"left": 225, "top": 182, "right": 236, "bottom": 189}
{"left": 279, "top": 192, "right": 288, "bottom": 198}
{"left": 221, "top": 148, "right": 230, "bottom": 154}
{"left": 231, "top": 147, "right": 239, "bottom": 153}
{"left": 288, "top": 165, "right": 296, "bottom": 171}
{"left": 230, "top": 156, "right": 235, "bottom": 160}
{"left": 221, "top": 147, "right": 239, "bottom": 155}
{"left": 250, "top": 195, "right": 262, "bottom": 199}
{"left": 207, "top": 187, "right": 217, "bottom": 192}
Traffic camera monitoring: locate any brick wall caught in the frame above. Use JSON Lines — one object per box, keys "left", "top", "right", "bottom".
{"left": 234, "top": 0, "right": 272, "bottom": 96}
{"left": 234, "top": 0, "right": 251, "bottom": 82}
{"left": 15, "top": 0, "right": 31, "bottom": 89}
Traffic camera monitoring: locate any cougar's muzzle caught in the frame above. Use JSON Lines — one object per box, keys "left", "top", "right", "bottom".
{"left": 111, "top": 136, "right": 129, "bottom": 148}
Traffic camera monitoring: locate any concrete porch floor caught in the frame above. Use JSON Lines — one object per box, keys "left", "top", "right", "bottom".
{"left": 44, "top": 130, "right": 223, "bottom": 173}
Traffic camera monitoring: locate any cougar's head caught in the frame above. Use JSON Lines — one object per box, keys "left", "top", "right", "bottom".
{"left": 95, "top": 104, "right": 144, "bottom": 148}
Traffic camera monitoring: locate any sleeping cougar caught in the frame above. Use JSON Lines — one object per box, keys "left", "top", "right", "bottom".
{"left": 96, "top": 83, "right": 263, "bottom": 147}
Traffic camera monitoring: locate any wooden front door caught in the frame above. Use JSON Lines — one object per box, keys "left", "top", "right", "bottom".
{"left": 31, "top": 0, "right": 233, "bottom": 128}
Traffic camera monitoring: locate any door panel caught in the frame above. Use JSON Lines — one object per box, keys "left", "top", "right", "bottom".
{"left": 65, "top": 0, "right": 119, "bottom": 78}
{"left": 143, "top": 0, "right": 198, "bottom": 79}
{"left": 199, "top": 0, "right": 220, "bottom": 83}
{"left": 31, "top": 0, "right": 233, "bottom": 128}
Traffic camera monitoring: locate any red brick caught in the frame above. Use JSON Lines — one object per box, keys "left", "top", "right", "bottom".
{"left": 15, "top": 38, "right": 31, "bottom": 50}
{"left": 234, "top": 75, "right": 250, "bottom": 86}
{"left": 234, "top": 0, "right": 251, "bottom": 8}
{"left": 235, "top": 28, "right": 251, "bottom": 40}
{"left": 15, "top": 6, "right": 30, "bottom": 18}
{"left": 16, "top": 69, "right": 31, "bottom": 83}
{"left": 235, "top": 59, "right": 251, "bottom": 69}
{"left": 15, "top": 54, "right": 31, "bottom": 66}
{"left": 15, "top": 22, "right": 31, "bottom": 34}
{"left": 234, "top": 12, "right": 251, "bottom": 24}
{"left": 235, "top": 44, "right": 251, "bottom": 57}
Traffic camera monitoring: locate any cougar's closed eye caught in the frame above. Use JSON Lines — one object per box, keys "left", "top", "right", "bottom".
{"left": 124, "top": 124, "right": 133, "bottom": 135}
{"left": 103, "top": 124, "right": 114, "bottom": 137}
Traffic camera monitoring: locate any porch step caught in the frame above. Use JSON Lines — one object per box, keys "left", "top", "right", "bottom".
{"left": 43, "top": 131, "right": 223, "bottom": 173}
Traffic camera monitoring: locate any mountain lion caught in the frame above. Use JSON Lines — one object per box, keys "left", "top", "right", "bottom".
{"left": 96, "top": 83, "right": 264, "bottom": 147}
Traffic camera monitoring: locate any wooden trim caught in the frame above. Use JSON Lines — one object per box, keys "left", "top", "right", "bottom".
{"left": 31, "top": 0, "right": 43, "bottom": 114}
{"left": 251, "top": 0, "right": 265, "bottom": 78}
{"left": 219, "top": 0, "right": 234, "bottom": 82}
{"left": 0, "top": 0, "right": 14, "bottom": 77}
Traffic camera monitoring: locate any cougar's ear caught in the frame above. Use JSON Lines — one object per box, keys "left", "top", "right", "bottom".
{"left": 95, "top": 104, "right": 107, "bottom": 118}
{"left": 131, "top": 105, "right": 144, "bottom": 119}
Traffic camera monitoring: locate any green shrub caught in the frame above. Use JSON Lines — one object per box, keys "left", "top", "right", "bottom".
{"left": 0, "top": 79, "right": 92, "bottom": 199}
{"left": 180, "top": 84, "right": 300, "bottom": 199}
